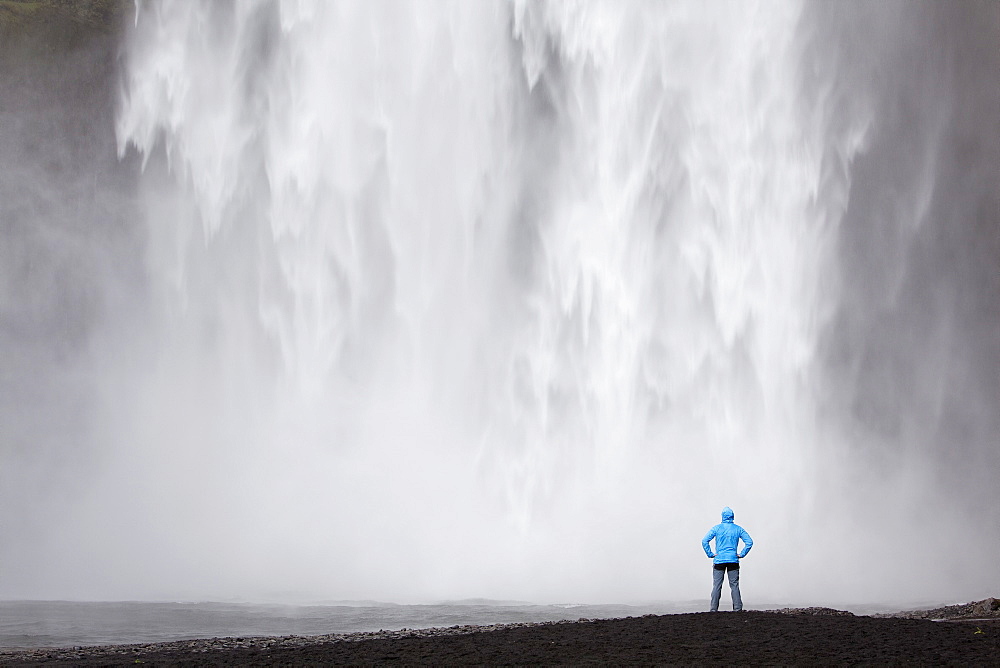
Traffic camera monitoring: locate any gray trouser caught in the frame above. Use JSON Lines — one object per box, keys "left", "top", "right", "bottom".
{"left": 710, "top": 563, "right": 742, "bottom": 611}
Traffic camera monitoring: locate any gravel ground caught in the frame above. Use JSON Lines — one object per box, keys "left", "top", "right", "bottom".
{"left": 1, "top": 602, "right": 999, "bottom": 666}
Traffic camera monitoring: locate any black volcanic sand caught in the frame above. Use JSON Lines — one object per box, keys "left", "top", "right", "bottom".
{"left": 2, "top": 610, "right": 999, "bottom": 666}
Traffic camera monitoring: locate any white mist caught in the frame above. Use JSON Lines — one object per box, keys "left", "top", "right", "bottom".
{"left": 3, "top": 1, "right": 995, "bottom": 608}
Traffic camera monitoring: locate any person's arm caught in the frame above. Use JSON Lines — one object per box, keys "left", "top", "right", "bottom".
{"left": 738, "top": 529, "right": 753, "bottom": 558}
{"left": 702, "top": 528, "right": 716, "bottom": 558}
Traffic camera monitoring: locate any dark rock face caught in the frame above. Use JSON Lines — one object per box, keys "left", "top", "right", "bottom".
{"left": 0, "top": 0, "right": 128, "bottom": 37}
{"left": 0, "top": 0, "right": 141, "bottom": 541}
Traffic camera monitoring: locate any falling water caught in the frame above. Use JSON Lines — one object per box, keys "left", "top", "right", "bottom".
{"left": 2, "top": 1, "right": 997, "bottom": 606}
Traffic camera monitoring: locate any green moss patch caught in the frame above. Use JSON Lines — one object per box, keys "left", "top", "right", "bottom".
{"left": 0, "top": 0, "right": 130, "bottom": 47}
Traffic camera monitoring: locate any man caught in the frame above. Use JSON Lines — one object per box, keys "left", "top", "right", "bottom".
{"left": 701, "top": 506, "right": 753, "bottom": 611}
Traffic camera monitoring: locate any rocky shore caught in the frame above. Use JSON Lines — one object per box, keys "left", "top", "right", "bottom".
{"left": 874, "top": 597, "right": 1000, "bottom": 621}
{"left": 1, "top": 599, "right": 998, "bottom": 666}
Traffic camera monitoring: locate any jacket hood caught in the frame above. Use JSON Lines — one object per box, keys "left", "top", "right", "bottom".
{"left": 721, "top": 507, "right": 734, "bottom": 523}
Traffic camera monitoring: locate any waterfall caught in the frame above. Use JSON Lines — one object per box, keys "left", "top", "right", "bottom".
{"left": 110, "top": 0, "right": 846, "bottom": 601}
{"left": 2, "top": 0, "right": 996, "bottom": 605}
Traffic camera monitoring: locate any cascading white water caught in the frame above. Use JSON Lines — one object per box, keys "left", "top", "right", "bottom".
{"left": 112, "top": 0, "right": 853, "bottom": 602}
{"left": 1, "top": 0, "right": 982, "bottom": 604}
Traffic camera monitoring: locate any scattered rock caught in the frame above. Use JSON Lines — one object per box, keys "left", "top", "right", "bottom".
{"left": 873, "top": 597, "right": 1000, "bottom": 620}
{"left": 766, "top": 607, "right": 855, "bottom": 616}
{"left": 972, "top": 597, "right": 1000, "bottom": 616}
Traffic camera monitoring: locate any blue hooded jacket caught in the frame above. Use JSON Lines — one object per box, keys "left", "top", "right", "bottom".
{"left": 702, "top": 507, "right": 753, "bottom": 564}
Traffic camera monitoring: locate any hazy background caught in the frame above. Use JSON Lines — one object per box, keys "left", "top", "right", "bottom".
{"left": 1, "top": 0, "right": 997, "bottom": 607}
